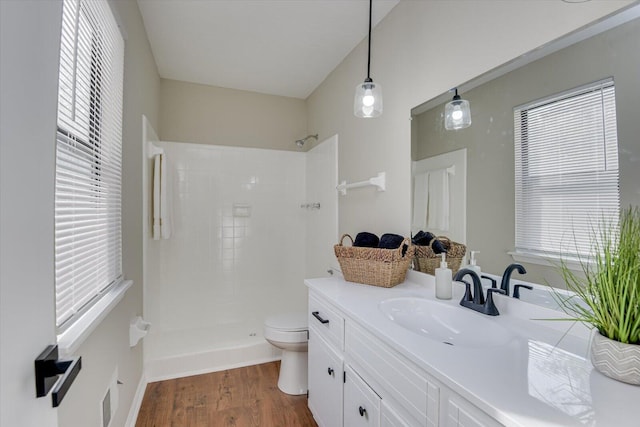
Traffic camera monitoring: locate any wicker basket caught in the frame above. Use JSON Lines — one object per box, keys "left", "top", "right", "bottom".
{"left": 334, "top": 234, "right": 415, "bottom": 288}
{"left": 413, "top": 236, "right": 466, "bottom": 275}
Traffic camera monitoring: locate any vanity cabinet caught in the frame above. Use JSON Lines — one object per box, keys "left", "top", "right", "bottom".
{"left": 346, "top": 319, "right": 439, "bottom": 426}
{"left": 444, "top": 391, "right": 502, "bottom": 427}
{"left": 308, "top": 295, "right": 345, "bottom": 427}
{"left": 344, "top": 365, "right": 381, "bottom": 427}
{"left": 308, "top": 289, "right": 501, "bottom": 427}
{"left": 308, "top": 294, "right": 345, "bottom": 352}
{"left": 308, "top": 331, "right": 343, "bottom": 427}
{"left": 381, "top": 400, "right": 417, "bottom": 427}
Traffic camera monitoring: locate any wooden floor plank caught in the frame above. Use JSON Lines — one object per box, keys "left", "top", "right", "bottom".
{"left": 136, "top": 361, "right": 317, "bottom": 427}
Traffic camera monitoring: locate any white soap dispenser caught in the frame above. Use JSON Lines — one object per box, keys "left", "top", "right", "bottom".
{"left": 435, "top": 253, "right": 453, "bottom": 300}
{"left": 468, "top": 251, "right": 481, "bottom": 276}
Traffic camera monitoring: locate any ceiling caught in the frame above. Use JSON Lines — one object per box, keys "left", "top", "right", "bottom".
{"left": 136, "top": 0, "right": 401, "bottom": 99}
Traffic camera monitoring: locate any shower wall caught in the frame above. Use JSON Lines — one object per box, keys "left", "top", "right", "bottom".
{"left": 145, "top": 141, "right": 308, "bottom": 369}
{"left": 305, "top": 135, "right": 339, "bottom": 278}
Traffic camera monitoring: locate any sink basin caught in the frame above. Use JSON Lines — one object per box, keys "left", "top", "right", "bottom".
{"left": 378, "top": 297, "right": 514, "bottom": 348}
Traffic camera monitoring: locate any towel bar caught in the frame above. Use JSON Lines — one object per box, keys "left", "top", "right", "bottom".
{"left": 337, "top": 172, "right": 386, "bottom": 195}
{"left": 147, "top": 141, "right": 164, "bottom": 159}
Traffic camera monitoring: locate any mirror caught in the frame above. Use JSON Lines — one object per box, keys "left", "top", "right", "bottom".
{"left": 410, "top": 6, "right": 640, "bottom": 286}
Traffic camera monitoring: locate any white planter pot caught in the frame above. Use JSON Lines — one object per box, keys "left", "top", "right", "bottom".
{"left": 590, "top": 331, "right": 640, "bottom": 385}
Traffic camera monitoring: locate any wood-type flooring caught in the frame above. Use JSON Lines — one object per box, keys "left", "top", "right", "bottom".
{"left": 135, "top": 361, "right": 318, "bottom": 427}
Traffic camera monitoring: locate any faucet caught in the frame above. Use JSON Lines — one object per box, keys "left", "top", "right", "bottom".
{"left": 500, "top": 263, "right": 527, "bottom": 296}
{"left": 453, "top": 269, "right": 505, "bottom": 316}
{"left": 454, "top": 269, "right": 485, "bottom": 304}
{"left": 513, "top": 284, "right": 533, "bottom": 299}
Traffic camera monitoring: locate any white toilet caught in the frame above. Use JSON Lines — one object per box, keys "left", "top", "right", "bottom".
{"left": 264, "top": 312, "right": 308, "bottom": 395}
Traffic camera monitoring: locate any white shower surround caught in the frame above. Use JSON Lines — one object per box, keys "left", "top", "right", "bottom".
{"left": 144, "top": 139, "right": 337, "bottom": 380}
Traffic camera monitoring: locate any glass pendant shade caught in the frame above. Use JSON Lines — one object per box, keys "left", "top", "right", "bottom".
{"left": 354, "top": 79, "right": 383, "bottom": 118}
{"left": 444, "top": 94, "right": 471, "bottom": 130}
{"left": 354, "top": 0, "right": 382, "bottom": 118}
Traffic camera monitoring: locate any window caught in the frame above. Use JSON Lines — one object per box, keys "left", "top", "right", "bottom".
{"left": 55, "top": 0, "right": 124, "bottom": 329}
{"left": 514, "top": 79, "right": 620, "bottom": 260}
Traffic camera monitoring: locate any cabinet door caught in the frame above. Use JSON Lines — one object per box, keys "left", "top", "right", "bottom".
{"left": 344, "top": 365, "right": 381, "bottom": 427}
{"left": 426, "top": 381, "right": 440, "bottom": 427}
{"left": 308, "top": 328, "right": 344, "bottom": 427}
{"left": 381, "top": 400, "right": 416, "bottom": 427}
{"left": 446, "top": 396, "right": 502, "bottom": 427}
{"left": 346, "top": 321, "right": 429, "bottom": 422}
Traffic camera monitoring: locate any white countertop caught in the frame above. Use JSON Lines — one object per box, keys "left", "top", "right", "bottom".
{"left": 305, "top": 272, "right": 640, "bottom": 427}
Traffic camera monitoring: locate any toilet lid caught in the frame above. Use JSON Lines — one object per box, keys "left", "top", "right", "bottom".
{"left": 265, "top": 312, "right": 308, "bottom": 331}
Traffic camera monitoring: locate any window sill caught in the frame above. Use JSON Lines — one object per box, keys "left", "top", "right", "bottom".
{"left": 508, "top": 251, "right": 588, "bottom": 272}
{"left": 57, "top": 279, "right": 132, "bottom": 357}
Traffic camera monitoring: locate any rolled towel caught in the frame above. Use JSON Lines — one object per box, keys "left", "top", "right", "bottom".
{"left": 354, "top": 232, "right": 379, "bottom": 248}
{"left": 412, "top": 230, "right": 446, "bottom": 254}
{"left": 431, "top": 239, "right": 447, "bottom": 254}
{"left": 379, "top": 233, "right": 404, "bottom": 249}
{"left": 412, "top": 230, "right": 435, "bottom": 246}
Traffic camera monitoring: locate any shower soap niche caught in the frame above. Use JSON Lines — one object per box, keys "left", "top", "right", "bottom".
{"left": 129, "top": 316, "right": 151, "bottom": 347}
{"left": 233, "top": 203, "right": 251, "bottom": 217}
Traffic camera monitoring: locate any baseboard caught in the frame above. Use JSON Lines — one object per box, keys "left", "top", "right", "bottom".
{"left": 145, "top": 341, "right": 282, "bottom": 383}
{"left": 124, "top": 372, "right": 148, "bottom": 427}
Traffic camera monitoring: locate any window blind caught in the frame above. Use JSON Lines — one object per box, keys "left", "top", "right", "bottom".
{"left": 514, "top": 79, "right": 620, "bottom": 259}
{"left": 55, "top": 0, "right": 124, "bottom": 328}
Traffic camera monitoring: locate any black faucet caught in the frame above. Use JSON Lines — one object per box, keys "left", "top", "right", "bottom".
{"left": 453, "top": 268, "right": 505, "bottom": 316}
{"left": 454, "top": 269, "right": 485, "bottom": 305}
{"left": 500, "top": 263, "right": 527, "bottom": 296}
{"left": 513, "top": 284, "right": 533, "bottom": 299}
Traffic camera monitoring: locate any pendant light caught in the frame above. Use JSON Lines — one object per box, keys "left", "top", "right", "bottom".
{"left": 444, "top": 88, "right": 471, "bottom": 130}
{"left": 354, "top": 0, "right": 382, "bottom": 118}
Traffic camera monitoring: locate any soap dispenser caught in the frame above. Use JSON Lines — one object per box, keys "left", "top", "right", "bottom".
{"left": 468, "top": 251, "right": 481, "bottom": 276}
{"left": 435, "top": 253, "right": 452, "bottom": 300}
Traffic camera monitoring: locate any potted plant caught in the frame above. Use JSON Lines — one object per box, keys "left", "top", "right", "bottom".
{"left": 555, "top": 206, "right": 640, "bottom": 385}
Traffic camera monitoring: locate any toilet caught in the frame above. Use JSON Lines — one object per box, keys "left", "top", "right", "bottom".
{"left": 264, "top": 312, "right": 308, "bottom": 395}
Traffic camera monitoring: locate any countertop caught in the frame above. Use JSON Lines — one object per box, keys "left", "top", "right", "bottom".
{"left": 305, "top": 272, "right": 640, "bottom": 427}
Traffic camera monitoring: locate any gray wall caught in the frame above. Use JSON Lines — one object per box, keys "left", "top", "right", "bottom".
{"left": 57, "top": 0, "right": 161, "bottom": 426}
{"left": 306, "top": 0, "right": 631, "bottom": 243}
{"left": 414, "top": 18, "right": 640, "bottom": 286}
{"left": 159, "top": 79, "right": 308, "bottom": 151}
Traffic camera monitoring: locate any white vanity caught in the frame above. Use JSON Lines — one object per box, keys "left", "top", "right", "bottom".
{"left": 306, "top": 272, "right": 640, "bottom": 427}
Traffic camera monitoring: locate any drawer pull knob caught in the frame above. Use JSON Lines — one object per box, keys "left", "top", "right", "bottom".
{"left": 327, "top": 367, "right": 334, "bottom": 376}
{"left": 359, "top": 406, "right": 367, "bottom": 417}
{"left": 312, "top": 311, "right": 329, "bottom": 324}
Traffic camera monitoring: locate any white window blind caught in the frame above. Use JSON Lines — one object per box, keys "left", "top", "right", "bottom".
{"left": 514, "top": 79, "right": 620, "bottom": 259}
{"left": 55, "top": 0, "right": 124, "bottom": 329}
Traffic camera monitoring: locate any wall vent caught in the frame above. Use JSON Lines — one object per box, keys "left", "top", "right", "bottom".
{"left": 102, "top": 389, "right": 111, "bottom": 427}
{"left": 100, "top": 367, "right": 119, "bottom": 427}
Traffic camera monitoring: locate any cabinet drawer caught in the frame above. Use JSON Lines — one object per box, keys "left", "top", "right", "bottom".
{"left": 309, "top": 293, "right": 345, "bottom": 351}
{"left": 346, "top": 321, "right": 429, "bottom": 423}
{"left": 344, "top": 365, "right": 380, "bottom": 427}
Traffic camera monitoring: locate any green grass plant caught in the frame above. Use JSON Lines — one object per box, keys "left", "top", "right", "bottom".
{"left": 555, "top": 206, "right": 640, "bottom": 344}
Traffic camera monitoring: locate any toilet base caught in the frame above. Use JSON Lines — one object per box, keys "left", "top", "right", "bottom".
{"left": 277, "top": 349, "right": 308, "bottom": 395}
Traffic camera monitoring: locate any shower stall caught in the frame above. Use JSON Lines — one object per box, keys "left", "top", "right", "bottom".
{"left": 142, "top": 123, "right": 338, "bottom": 380}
